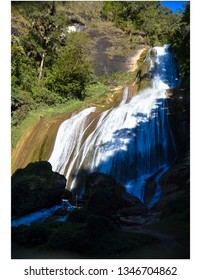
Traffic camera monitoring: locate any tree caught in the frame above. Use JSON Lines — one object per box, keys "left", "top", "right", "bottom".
{"left": 13, "top": 1, "right": 70, "bottom": 82}
{"left": 11, "top": 1, "right": 71, "bottom": 125}
{"left": 101, "top": 1, "right": 181, "bottom": 46}
{"left": 48, "top": 32, "right": 94, "bottom": 100}
{"left": 169, "top": 3, "right": 190, "bottom": 80}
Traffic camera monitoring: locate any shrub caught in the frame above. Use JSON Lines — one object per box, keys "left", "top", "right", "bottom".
{"left": 31, "top": 85, "right": 62, "bottom": 106}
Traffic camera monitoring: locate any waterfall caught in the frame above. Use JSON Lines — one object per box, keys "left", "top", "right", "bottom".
{"left": 48, "top": 107, "right": 97, "bottom": 175}
{"left": 48, "top": 44, "right": 179, "bottom": 202}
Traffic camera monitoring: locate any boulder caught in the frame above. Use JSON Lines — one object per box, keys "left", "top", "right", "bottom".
{"left": 86, "top": 187, "right": 118, "bottom": 216}
{"left": 11, "top": 161, "right": 68, "bottom": 217}
{"left": 84, "top": 172, "right": 117, "bottom": 200}
{"left": 84, "top": 172, "right": 147, "bottom": 217}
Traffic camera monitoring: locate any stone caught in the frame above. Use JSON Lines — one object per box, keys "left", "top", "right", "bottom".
{"left": 84, "top": 172, "right": 147, "bottom": 217}
{"left": 11, "top": 161, "right": 67, "bottom": 217}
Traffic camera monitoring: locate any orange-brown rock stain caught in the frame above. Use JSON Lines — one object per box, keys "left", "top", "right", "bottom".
{"left": 11, "top": 113, "right": 72, "bottom": 174}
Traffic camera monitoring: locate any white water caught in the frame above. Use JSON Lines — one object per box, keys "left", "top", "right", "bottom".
{"left": 11, "top": 205, "right": 62, "bottom": 227}
{"left": 48, "top": 107, "right": 96, "bottom": 174}
{"left": 48, "top": 44, "right": 179, "bottom": 202}
{"left": 148, "top": 44, "right": 180, "bottom": 90}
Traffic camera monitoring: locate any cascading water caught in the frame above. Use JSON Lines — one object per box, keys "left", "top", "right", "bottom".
{"left": 49, "top": 44, "right": 179, "bottom": 203}
{"left": 11, "top": 200, "right": 76, "bottom": 227}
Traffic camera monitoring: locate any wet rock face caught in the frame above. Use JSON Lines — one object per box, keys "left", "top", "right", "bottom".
{"left": 11, "top": 161, "right": 67, "bottom": 217}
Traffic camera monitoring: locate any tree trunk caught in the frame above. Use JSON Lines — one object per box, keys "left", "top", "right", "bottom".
{"left": 38, "top": 52, "right": 45, "bottom": 82}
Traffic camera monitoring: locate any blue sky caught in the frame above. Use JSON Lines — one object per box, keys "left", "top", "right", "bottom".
{"left": 162, "top": 1, "right": 189, "bottom": 12}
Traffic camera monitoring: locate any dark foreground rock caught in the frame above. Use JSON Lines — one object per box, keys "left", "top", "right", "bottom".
{"left": 84, "top": 172, "right": 147, "bottom": 216}
{"left": 12, "top": 161, "right": 68, "bottom": 217}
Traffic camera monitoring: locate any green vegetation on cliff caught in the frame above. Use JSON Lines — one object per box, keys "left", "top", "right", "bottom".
{"left": 11, "top": 1, "right": 190, "bottom": 148}
{"left": 102, "top": 1, "right": 180, "bottom": 45}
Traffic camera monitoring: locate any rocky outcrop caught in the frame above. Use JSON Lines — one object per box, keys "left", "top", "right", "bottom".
{"left": 11, "top": 161, "right": 68, "bottom": 217}
{"left": 83, "top": 172, "right": 147, "bottom": 216}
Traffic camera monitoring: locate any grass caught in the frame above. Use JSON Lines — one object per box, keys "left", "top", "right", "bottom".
{"left": 12, "top": 99, "right": 84, "bottom": 149}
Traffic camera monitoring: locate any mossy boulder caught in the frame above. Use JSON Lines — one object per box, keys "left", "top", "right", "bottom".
{"left": 12, "top": 161, "right": 67, "bottom": 217}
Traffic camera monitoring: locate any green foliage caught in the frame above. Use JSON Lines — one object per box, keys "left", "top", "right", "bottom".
{"left": 11, "top": 35, "right": 38, "bottom": 91}
{"left": 100, "top": 71, "right": 134, "bottom": 87}
{"left": 11, "top": 87, "right": 34, "bottom": 126}
{"left": 31, "top": 84, "right": 62, "bottom": 106}
{"left": 170, "top": 3, "right": 190, "bottom": 81}
{"left": 101, "top": 1, "right": 189, "bottom": 81}
{"left": 48, "top": 33, "right": 94, "bottom": 100}
{"left": 85, "top": 82, "right": 109, "bottom": 100}
{"left": 11, "top": 1, "right": 190, "bottom": 148}
{"left": 101, "top": 1, "right": 182, "bottom": 46}
{"left": 11, "top": 2, "right": 96, "bottom": 129}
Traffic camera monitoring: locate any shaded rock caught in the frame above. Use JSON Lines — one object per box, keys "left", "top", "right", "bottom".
{"left": 84, "top": 172, "right": 125, "bottom": 217}
{"left": 120, "top": 215, "right": 150, "bottom": 226}
{"left": 61, "top": 189, "right": 73, "bottom": 201}
{"left": 159, "top": 152, "right": 190, "bottom": 196}
{"left": 86, "top": 188, "right": 118, "bottom": 216}
{"left": 84, "top": 172, "right": 116, "bottom": 200}
{"left": 12, "top": 161, "right": 67, "bottom": 217}
{"left": 143, "top": 179, "right": 157, "bottom": 205}
{"left": 120, "top": 205, "right": 148, "bottom": 217}
{"left": 84, "top": 172, "right": 147, "bottom": 217}
{"left": 119, "top": 191, "right": 146, "bottom": 209}
{"left": 166, "top": 88, "right": 190, "bottom": 155}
